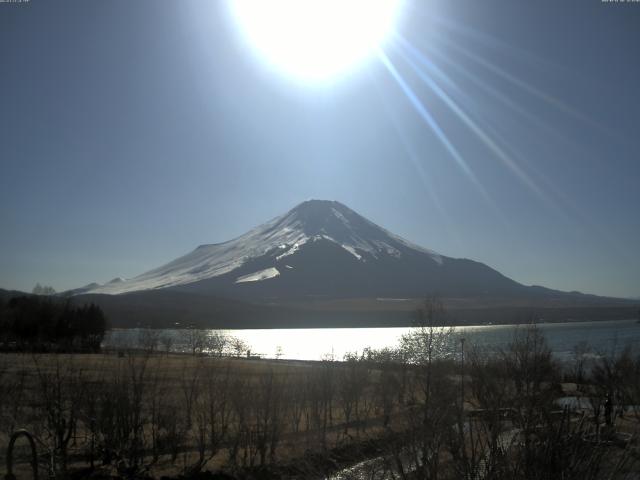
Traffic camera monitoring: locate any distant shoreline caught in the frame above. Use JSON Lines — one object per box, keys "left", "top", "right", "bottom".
{"left": 109, "top": 316, "right": 638, "bottom": 331}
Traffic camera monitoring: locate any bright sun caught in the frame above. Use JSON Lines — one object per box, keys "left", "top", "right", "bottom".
{"left": 230, "top": 0, "right": 402, "bottom": 83}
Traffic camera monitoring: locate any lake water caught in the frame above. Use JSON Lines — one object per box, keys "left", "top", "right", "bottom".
{"left": 103, "top": 319, "right": 640, "bottom": 362}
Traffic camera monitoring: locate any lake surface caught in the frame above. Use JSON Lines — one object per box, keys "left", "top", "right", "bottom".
{"left": 103, "top": 319, "right": 640, "bottom": 362}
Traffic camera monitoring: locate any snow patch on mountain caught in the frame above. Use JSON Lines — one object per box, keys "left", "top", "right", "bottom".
{"left": 342, "top": 244, "right": 363, "bottom": 261}
{"left": 331, "top": 207, "right": 348, "bottom": 223}
{"left": 276, "top": 239, "right": 307, "bottom": 260}
{"left": 236, "top": 267, "right": 280, "bottom": 284}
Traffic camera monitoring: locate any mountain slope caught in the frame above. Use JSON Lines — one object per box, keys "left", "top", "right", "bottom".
{"left": 82, "top": 200, "right": 550, "bottom": 299}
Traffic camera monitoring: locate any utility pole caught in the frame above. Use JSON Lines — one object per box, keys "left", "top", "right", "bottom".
{"left": 460, "top": 337, "right": 465, "bottom": 411}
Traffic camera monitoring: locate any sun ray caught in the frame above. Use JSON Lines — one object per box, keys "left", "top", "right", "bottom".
{"left": 419, "top": 42, "right": 578, "bottom": 152}
{"left": 370, "top": 73, "right": 464, "bottom": 250}
{"left": 432, "top": 15, "right": 567, "bottom": 74}
{"left": 391, "top": 32, "right": 635, "bottom": 261}
{"left": 393, "top": 42, "right": 556, "bottom": 209}
{"left": 377, "top": 49, "right": 495, "bottom": 208}
{"left": 431, "top": 33, "right": 619, "bottom": 139}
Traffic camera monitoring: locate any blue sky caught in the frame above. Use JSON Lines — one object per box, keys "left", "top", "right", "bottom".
{"left": 1, "top": 0, "right": 639, "bottom": 298}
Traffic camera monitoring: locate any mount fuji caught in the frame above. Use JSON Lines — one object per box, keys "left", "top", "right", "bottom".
{"left": 70, "top": 200, "right": 635, "bottom": 327}
{"left": 82, "top": 200, "right": 529, "bottom": 299}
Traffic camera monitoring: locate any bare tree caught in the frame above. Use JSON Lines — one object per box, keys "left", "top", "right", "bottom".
{"left": 502, "top": 324, "right": 557, "bottom": 477}
{"left": 228, "top": 376, "right": 250, "bottom": 469}
{"left": 228, "top": 336, "right": 249, "bottom": 358}
{"left": 190, "top": 358, "right": 234, "bottom": 473}
{"left": 288, "top": 373, "right": 307, "bottom": 434}
{"left": 180, "top": 357, "right": 203, "bottom": 430}
{"left": 33, "top": 355, "right": 84, "bottom": 474}
{"left": 183, "top": 328, "right": 208, "bottom": 356}
{"left": 571, "top": 340, "right": 592, "bottom": 383}
{"left": 92, "top": 354, "right": 150, "bottom": 469}
{"left": 0, "top": 356, "right": 28, "bottom": 434}
{"left": 390, "top": 296, "right": 458, "bottom": 480}
{"left": 146, "top": 356, "right": 170, "bottom": 463}
{"left": 160, "top": 332, "right": 174, "bottom": 355}
{"left": 253, "top": 367, "right": 286, "bottom": 465}
{"left": 206, "top": 331, "right": 228, "bottom": 357}
{"left": 338, "top": 353, "right": 369, "bottom": 435}
{"left": 137, "top": 328, "right": 160, "bottom": 354}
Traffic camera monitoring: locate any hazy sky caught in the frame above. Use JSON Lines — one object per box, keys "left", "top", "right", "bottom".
{"left": 1, "top": 0, "right": 639, "bottom": 298}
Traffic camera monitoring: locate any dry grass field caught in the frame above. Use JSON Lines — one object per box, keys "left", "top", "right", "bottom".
{"left": 0, "top": 351, "right": 398, "bottom": 479}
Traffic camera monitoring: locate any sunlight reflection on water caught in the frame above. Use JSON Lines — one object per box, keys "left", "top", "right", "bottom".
{"left": 103, "top": 319, "right": 640, "bottom": 362}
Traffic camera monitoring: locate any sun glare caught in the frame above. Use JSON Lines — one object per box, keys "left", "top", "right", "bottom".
{"left": 230, "top": 0, "right": 401, "bottom": 83}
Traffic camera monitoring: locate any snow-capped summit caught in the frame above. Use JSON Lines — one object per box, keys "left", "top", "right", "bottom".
{"left": 267, "top": 200, "right": 443, "bottom": 264}
{"left": 82, "top": 200, "right": 522, "bottom": 298}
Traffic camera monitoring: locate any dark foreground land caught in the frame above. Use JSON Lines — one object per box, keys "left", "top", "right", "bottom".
{"left": 1, "top": 324, "right": 640, "bottom": 480}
